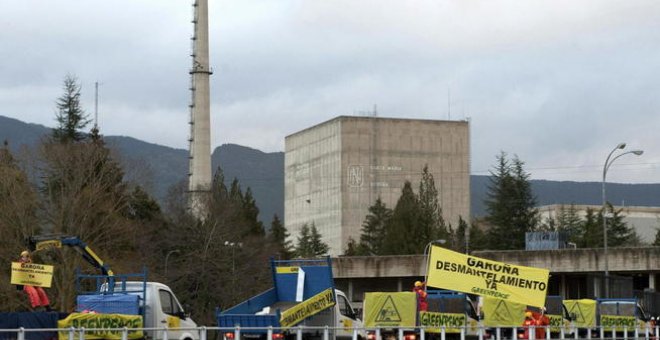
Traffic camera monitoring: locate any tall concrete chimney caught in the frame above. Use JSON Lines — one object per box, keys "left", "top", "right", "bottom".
{"left": 188, "top": 0, "right": 213, "bottom": 218}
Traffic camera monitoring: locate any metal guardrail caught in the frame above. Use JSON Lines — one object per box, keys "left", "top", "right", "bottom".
{"left": 0, "top": 325, "right": 657, "bottom": 340}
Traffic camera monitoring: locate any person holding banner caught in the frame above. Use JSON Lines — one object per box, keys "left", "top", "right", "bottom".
{"left": 534, "top": 308, "right": 549, "bottom": 340}
{"left": 520, "top": 311, "right": 535, "bottom": 339}
{"left": 412, "top": 281, "right": 428, "bottom": 311}
{"left": 18, "top": 250, "right": 51, "bottom": 311}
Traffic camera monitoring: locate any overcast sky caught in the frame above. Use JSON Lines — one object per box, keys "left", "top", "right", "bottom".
{"left": 1, "top": 1, "right": 659, "bottom": 183}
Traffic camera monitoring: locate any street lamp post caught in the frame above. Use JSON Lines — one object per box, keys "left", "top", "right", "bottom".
{"left": 225, "top": 241, "right": 242, "bottom": 300}
{"left": 602, "top": 143, "right": 643, "bottom": 298}
{"left": 164, "top": 249, "right": 180, "bottom": 277}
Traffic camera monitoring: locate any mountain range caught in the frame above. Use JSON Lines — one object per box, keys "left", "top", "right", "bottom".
{"left": 2, "top": 115, "right": 659, "bottom": 223}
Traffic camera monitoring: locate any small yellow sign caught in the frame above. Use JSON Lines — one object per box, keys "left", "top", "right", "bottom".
{"left": 11, "top": 262, "right": 54, "bottom": 288}
{"left": 57, "top": 313, "right": 143, "bottom": 340}
{"left": 275, "top": 266, "right": 299, "bottom": 274}
{"left": 280, "top": 288, "right": 335, "bottom": 328}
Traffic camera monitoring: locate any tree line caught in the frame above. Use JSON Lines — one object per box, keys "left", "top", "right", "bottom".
{"left": 345, "top": 152, "right": 648, "bottom": 255}
{"left": 0, "top": 76, "right": 304, "bottom": 324}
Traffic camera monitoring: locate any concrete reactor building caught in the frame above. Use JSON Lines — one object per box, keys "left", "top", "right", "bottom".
{"left": 285, "top": 116, "right": 470, "bottom": 255}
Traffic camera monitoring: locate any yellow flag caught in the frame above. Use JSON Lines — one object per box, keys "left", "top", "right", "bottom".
{"left": 426, "top": 246, "right": 549, "bottom": 307}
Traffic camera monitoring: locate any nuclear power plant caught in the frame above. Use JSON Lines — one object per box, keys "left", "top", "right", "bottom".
{"left": 285, "top": 116, "right": 471, "bottom": 255}
{"left": 187, "top": 0, "right": 213, "bottom": 217}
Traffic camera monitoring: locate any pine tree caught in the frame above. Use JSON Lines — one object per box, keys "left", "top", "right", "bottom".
{"left": 580, "top": 208, "right": 601, "bottom": 248}
{"left": 357, "top": 197, "right": 392, "bottom": 255}
{"left": 125, "top": 186, "right": 162, "bottom": 221}
{"left": 229, "top": 178, "right": 243, "bottom": 203}
{"left": 295, "top": 223, "right": 313, "bottom": 257}
{"left": 270, "top": 214, "right": 293, "bottom": 259}
{"left": 212, "top": 167, "right": 229, "bottom": 201}
{"left": 344, "top": 237, "right": 365, "bottom": 256}
{"left": 418, "top": 165, "right": 452, "bottom": 245}
{"left": 467, "top": 220, "right": 489, "bottom": 252}
{"left": 454, "top": 217, "right": 468, "bottom": 253}
{"left": 381, "top": 181, "right": 421, "bottom": 254}
{"left": 509, "top": 156, "right": 539, "bottom": 247}
{"left": 309, "top": 224, "right": 329, "bottom": 256}
{"left": 53, "top": 75, "right": 90, "bottom": 143}
{"left": 484, "top": 152, "right": 538, "bottom": 250}
{"left": 556, "top": 204, "right": 583, "bottom": 244}
{"left": 605, "top": 203, "right": 637, "bottom": 247}
{"left": 243, "top": 188, "right": 265, "bottom": 236}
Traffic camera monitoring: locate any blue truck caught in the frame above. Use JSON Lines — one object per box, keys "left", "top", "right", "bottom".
{"left": 217, "top": 257, "right": 364, "bottom": 340}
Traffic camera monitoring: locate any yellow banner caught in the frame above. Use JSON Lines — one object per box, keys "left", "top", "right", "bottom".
{"left": 364, "top": 292, "right": 417, "bottom": 328}
{"left": 601, "top": 315, "right": 638, "bottom": 331}
{"left": 275, "top": 266, "right": 299, "bottom": 274}
{"left": 419, "top": 312, "right": 466, "bottom": 333}
{"left": 427, "top": 246, "right": 549, "bottom": 307}
{"left": 563, "top": 299, "right": 596, "bottom": 328}
{"left": 11, "top": 262, "right": 54, "bottom": 288}
{"left": 36, "top": 240, "right": 62, "bottom": 251}
{"left": 280, "top": 288, "right": 335, "bottom": 328}
{"left": 482, "top": 297, "right": 526, "bottom": 327}
{"left": 57, "top": 313, "right": 143, "bottom": 340}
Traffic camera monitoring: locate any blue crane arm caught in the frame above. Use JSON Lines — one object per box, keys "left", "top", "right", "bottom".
{"left": 27, "top": 234, "right": 114, "bottom": 276}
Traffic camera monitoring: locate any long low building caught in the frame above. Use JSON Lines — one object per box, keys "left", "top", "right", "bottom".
{"left": 332, "top": 247, "right": 660, "bottom": 310}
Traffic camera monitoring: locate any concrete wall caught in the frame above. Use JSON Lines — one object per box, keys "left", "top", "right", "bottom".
{"left": 332, "top": 248, "right": 660, "bottom": 279}
{"left": 333, "top": 248, "right": 660, "bottom": 301}
{"left": 285, "top": 116, "right": 470, "bottom": 255}
{"left": 285, "top": 119, "right": 342, "bottom": 253}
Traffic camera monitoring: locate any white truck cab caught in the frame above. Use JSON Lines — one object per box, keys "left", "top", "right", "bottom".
{"left": 110, "top": 281, "right": 200, "bottom": 340}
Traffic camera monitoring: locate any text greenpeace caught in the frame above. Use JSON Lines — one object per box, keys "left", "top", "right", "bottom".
{"left": 419, "top": 312, "right": 465, "bottom": 333}
{"left": 57, "top": 313, "right": 143, "bottom": 340}
{"left": 280, "top": 288, "right": 335, "bottom": 328}
{"left": 600, "top": 315, "right": 637, "bottom": 331}
{"left": 427, "top": 246, "right": 549, "bottom": 307}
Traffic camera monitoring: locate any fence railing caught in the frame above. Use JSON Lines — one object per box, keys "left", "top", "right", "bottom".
{"left": 0, "top": 325, "right": 657, "bottom": 340}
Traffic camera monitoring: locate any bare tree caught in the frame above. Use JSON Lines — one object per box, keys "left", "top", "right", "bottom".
{"left": 0, "top": 144, "right": 40, "bottom": 310}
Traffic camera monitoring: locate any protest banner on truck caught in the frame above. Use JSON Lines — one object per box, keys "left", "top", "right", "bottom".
{"left": 57, "top": 313, "right": 143, "bottom": 340}
{"left": 280, "top": 288, "right": 335, "bottom": 328}
{"left": 426, "top": 246, "right": 549, "bottom": 307}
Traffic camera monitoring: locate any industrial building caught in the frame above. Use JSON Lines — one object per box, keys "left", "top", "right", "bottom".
{"left": 284, "top": 116, "right": 470, "bottom": 255}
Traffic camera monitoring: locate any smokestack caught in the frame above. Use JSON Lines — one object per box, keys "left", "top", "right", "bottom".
{"left": 188, "top": 0, "right": 213, "bottom": 218}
